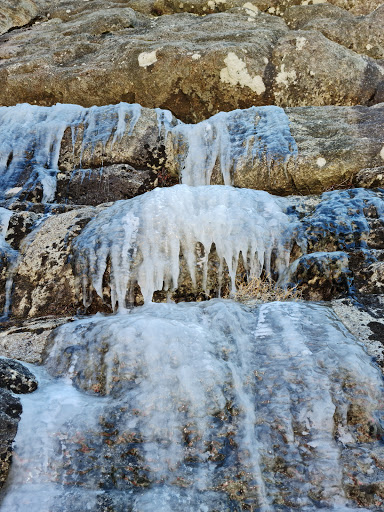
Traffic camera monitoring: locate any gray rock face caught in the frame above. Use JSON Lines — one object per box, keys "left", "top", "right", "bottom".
{"left": 0, "top": 359, "right": 37, "bottom": 491}
{"left": 0, "top": 1, "right": 383, "bottom": 121}
{"left": 0, "top": 358, "right": 38, "bottom": 394}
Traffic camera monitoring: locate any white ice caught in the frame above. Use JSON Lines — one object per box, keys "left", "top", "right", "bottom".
{"left": 0, "top": 103, "right": 142, "bottom": 203}
{"left": 73, "top": 185, "right": 303, "bottom": 308}
{"left": 168, "top": 106, "right": 298, "bottom": 186}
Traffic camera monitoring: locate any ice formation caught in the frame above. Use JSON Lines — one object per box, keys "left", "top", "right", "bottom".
{"left": 304, "top": 188, "right": 384, "bottom": 250}
{"left": 0, "top": 103, "right": 142, "bottom": 203}
{"left": 73, "top": 185, "right": 303, "bottom": 307}
{"left": 0, "top": 103, "right": 297, "bottom": 204}
{"left": 170, "top": 106, "right": 298, "bottom": 186}
{"left": 3, "top": 301, "right": 383, "bottom": 511}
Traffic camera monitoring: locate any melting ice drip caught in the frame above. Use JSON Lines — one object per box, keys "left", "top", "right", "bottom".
{"left": 73, "top": 185, "right": 303, "bottom": 308}
{"left": 0, "top": 103, "right": 297, "bottom": 204}
{"left": 0, "top": 103, "right": 142, "bottom": 203}
{"left": 2, "top": 301, "right": 383, "bottom": 511}
{"left": 171, "top": 106, "right": 298, "bottom": 186}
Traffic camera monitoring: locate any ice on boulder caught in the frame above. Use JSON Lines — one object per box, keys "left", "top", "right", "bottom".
{"left": 0, "top": 103, "right": 142, "bottom": 203}
{"left": 168, "top": 105, "right": 298, "bottom": 186}
{"left": 73, "top": 185, "right": 303, "bottom": 308}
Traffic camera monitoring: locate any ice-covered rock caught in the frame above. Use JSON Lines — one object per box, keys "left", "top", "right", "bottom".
{"left": 3, "top": 301, "right": 383, "bottom": 511}
{"left": 73, "top": 185, "right": 303, "bottom": 308}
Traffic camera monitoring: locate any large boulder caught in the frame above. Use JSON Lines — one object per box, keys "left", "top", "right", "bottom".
{"left": 0, "top": 3, "right": 383, "bottom": 121}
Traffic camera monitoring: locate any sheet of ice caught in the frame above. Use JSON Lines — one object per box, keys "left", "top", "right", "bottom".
{"left": 4, "top": 301, "right": 381, "bottom": 511}
{"left": 0, "top": 103, "right": 142, "bottom": 203}
{"left": 304, "top": 188, "right": 384, "bottom": 250}
{"left": 169, "top": 106, "right": 298, "bottom": 186}
{"left": 73, "top": 185, "right": 303, "bottom": 308}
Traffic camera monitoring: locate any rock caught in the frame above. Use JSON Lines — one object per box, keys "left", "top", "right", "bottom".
{"left": 0, "top": 3, "right": 383, "bottom": 121}
{"left": 302, "top": 188, "right": 384, "bottom": 252}
{"left": 0, "top": 358, "right": 37, "bottom": 394}
{"left": 4, "top": 211, "right": 42, "bottom": 250}
{"left": 10, "top": 206, "right": 109, "bottom": 319}
{"left": 284, "top": 4, "right": 384, "bottom": 60}
{"left": 0, "top": 0, "right": 38, "bottom": 36}
{"left": 0, "top": 388, "right": 22, "bottom": 489}
{"left": 281, "top": 251, "right": 352, "bottom": 300}
{"left": 272, "top": 31, "right": 383, "bottom": 108}
{"left": 55, "top": 165, "right": 159, "bottom": 206}
{"left": 332, "top": 294, "right": 384, "bottom": 366}
{"left": 354, "top": 166, "right": 384, "bottom": 188}
{"left": 234, "top": 104, "right": 384, "bottom": 195}
{"left": 0, "top": 317, "right": 73, "bottom": 364}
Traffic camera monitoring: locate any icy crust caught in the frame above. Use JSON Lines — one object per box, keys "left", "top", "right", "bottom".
{"left": 304, "top": 188, "right": 384, "bottom": 250}
{"left": 170, "top": 105, "right": 298, "bottom": 186}
{"left": 72, "top": 185, "right": 302, "bottom": 308}
{"left": 0, "top": 103, "right": 297, "bottom": 204}
{"left": 0, "top": 103, "right": 142, "bottom": 203}
{"left": 2, "top": 301, "right": 380, "bottom": 511}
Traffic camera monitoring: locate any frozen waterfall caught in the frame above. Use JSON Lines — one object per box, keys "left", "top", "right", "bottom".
{"left": 1, "top": 301, "right": 383, "bottom": 511}
{"left": 0, "top": 103, "right": 297, "bottom": 204}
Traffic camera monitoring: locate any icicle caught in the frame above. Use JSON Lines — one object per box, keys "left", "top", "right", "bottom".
{"left": 172, "top": 106, "right": 298, "bottom": 186}
{"left": 73, "top": 185, "right": 302, "bottom": 308}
